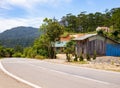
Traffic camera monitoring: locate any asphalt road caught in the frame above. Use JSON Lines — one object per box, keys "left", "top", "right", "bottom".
{"left": 1, "top": 58, "right": 120, "bottom": 88}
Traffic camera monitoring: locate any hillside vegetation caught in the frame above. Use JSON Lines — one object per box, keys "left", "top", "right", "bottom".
{"left": 0, "top": 26, "right": 41, "bottom": 48}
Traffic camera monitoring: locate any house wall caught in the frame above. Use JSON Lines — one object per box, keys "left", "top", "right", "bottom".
{"left": 76, "top": 35, "right": 106, "bottom": 56}
{"left": 88, "top": 39, "right": 106, "bottom": 55}
{"left": 75, "top": 35, "right": 120, "bottom": 57}
{"left": 76, "top": 39, "right": 88, "bottom": 56}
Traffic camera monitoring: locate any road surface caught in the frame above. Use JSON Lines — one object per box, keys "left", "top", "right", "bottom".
{"left": 1, "top": 58, "right": 120, "bottom": 88}
{"left": 0, "top": 69, "right": 31, "bottom": 88}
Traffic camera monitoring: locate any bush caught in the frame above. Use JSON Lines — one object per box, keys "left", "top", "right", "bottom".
{"left": 74, "top": 54, "right": 78, "bottom": 61}
{"left": 79, "top": 53, "right": 84, "bottom": 61}
{"left": 12, "top": 52, "right": 22, "bottom": 57}
{"left": 97, "top": 30, "right": 104, "bottom": 35}
{"left": 35, "top": 55, "right": 45, "bottom": 60}
{"left": 66, "top": 53, "right": 71, "bottom": 62}
{"left": 86, "top": 53, "right": 90, "bottom": 61}
{"left": 93, "top": 51, "right": 96, "bottom": 60}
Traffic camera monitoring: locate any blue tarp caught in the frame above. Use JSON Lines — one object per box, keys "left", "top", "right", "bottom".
{"left": 55, "top": 41, "right": 68, "bottom": 47}
{"left": 106, "top": 44, "right": 120, "bottom": 56}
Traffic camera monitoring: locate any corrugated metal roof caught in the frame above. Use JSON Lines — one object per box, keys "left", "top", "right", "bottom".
{"left": 55, "top": 41, "right": 68, "bottom": 47}
{"left": 73, "top": 34, "right": 97, "bottom": 40}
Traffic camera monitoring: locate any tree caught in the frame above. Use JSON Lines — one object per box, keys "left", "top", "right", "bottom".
{"left": 0, "top": 45, "right": 14, "bottom": 58}
{"left": 0, "top": 46, "right": 5, "bottom": 58}
{"left": 4, "top": 48, "right": 14, "bottom": 57}
{"left": 111, "top": 8, "right": 120, "bottom": 29}
{"left": 23, "top": 47, "right": 37, "bottom": 58}
{"left": 64, "top": 40, "right": 76, "bottom": 62}
{"left": 61, "top": 13, "right": 79, "bottom": 32}
{"left": 40, "top": 18, "right": 64, "bottom": 58}
{"left": 33, "top": 35, "right": 50, "bottom": 58}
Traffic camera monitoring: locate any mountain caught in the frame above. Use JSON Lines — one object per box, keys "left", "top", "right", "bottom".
{"left": 0, "top": 26, "right": 41, "bottom": 48}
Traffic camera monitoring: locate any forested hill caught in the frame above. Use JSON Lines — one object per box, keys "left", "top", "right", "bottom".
{"left": 0, "top": 26, "right": 41, "bottom": 48}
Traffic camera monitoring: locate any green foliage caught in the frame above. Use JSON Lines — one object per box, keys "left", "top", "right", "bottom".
{"left": 40, "top": 18, "right": 64, "bottom": 58}
{"left": 60, "top": 7, "right": 120, "bottom": 34}
{"left": 86, "top": 53, "right": 90, "bottom": 61}
{"left": 0, "top": 46, "right": 5, "bottom": 58}
{"left": 93, "top": 51, "right": 96, "bottom": 60}
{"left": 66, "top": 53, "right": 71, "bottom": 62}
{"left": 72, "top": 61, "right": 88, "bottom": 64}
{"left": 64, "top": 40, "right": 76, "bottom": 62}
{"left": 0, "top": 45, "right": 14, "bottom": 58}
{"left": 23, "top": 18, "right": 65, "bottom": 59}
{"left": 12, "top": 52, "right": 22, "bottom": 57}
{"left": 64, "top": 40, "right": 76, "bottom": 54}
{"left": 33, "top": 35, "right": 50, "bottom": 58}
{"left": 0, "top": 26, "right": 41, "bottom": 48}
{"left": 35, "top": 55, "right": 45, "bottom": 60}
{"left": 61, "top": 11, "right": 110, "bottom": 33}
{"left": 4, "top": 48, "right": 14, "bottom": 57}
{"left": 79, "top": 53, "right": 84, "bottom": 61}
{"left": 23, "top": 47, "right": 37, "bottom": 58}
{"left": 111, "top": 8, "right": 120, "bottom": 29}
{"left": 14, "top": 45, "right": 23, "bottom": 53}
{"left": 97, "top": 30, "right": 104, "bottom": 35}
{"left": 61, "top": 32, "right": 69, "bottom": 37}
{"left": 74, "top": 54, "right": 78, "bottom": 61}
{"left": 41, "top": 18, "right": 64, "bottom": 42}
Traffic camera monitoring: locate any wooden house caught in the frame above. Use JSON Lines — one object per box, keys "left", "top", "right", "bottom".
{"left": 74, "top": 34, "right": 120, "bottom": 57}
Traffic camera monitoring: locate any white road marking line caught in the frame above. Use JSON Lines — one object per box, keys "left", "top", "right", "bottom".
{"left": 41, "top": 60, "right": 120, "bottom": 75}
{"left": 27, "top": 63, "right": 110, "bottom": 85}
{"left": 0, "top": 61, "right": 42, "bottom": 88}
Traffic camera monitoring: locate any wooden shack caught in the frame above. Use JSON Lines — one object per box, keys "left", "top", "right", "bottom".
{"left": 74, "top": 34, "right": 120, "bottom": 56}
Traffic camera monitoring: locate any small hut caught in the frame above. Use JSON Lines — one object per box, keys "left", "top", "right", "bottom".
{"left": 74, "top": 34, "right": 120, "bottom": 57}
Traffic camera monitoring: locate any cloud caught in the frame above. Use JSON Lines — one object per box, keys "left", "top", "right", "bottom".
{"left": 0, "top": 0, "right": 72, "bottom": 32}
{"left": 0, "top": 0, "right": 72, "bottom": 10}
{"left": 86, "top": 0, "right": 95, "bottom": 6}
{"left": 0, "top": 17, "right": 44, "bottom": 33}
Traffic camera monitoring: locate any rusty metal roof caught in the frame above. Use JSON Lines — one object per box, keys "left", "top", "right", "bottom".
{"left": 73, "top": 34, "right": 97, "bottom": 40}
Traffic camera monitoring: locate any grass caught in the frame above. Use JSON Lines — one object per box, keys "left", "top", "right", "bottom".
{"left": 71, "top": 61, "right": 88, "bottom": 64}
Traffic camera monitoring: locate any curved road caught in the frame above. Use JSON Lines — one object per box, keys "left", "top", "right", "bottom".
{"left": 1, "top": 58, "right": 120, "bottom": 88}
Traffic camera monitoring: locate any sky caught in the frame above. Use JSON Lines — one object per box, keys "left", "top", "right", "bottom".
{"left": 0, "top": 0, "right": 120, "bottom": 33}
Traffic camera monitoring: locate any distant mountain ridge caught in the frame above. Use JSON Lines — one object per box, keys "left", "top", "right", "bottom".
{"left": 0, "top": 26, "right": 41, "bottom": 48}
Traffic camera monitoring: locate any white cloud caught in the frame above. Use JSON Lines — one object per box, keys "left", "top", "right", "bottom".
{"left": 0, "top": 17, "right": 44, "bottom": 33}
{"left": 0, "top": 0, "right": 72, "bottom": 32}
{"left": 86, "top": 0, "right": 95, "bottom": 6}
{"left": 0, "top": 0, "right": 72, "bottom": 10}
{"left": 0, "top": 0, "right": 12, "bottom": 9}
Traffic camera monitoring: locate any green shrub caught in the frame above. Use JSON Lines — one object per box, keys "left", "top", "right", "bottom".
{"left": 86, "top": 53, "right": 90, "bottom": 61}
{"left": 66, "top": 53, "right": 71, "bottom": 62}
{"left": 74, "top": 54, "right": 78, "bottom": 61}
{"left": 35, "top": 55, "right": 45, "bottom": 60}
{"left": 93, "top": 51, "right": 96, "bottom": 60}
{"left": 12, "top": 52, "right": 22, "bottom": 57}
{"left": 79, "top": 53, "right": 84, "bottom": 61}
